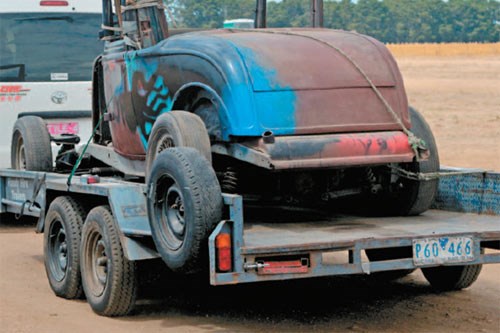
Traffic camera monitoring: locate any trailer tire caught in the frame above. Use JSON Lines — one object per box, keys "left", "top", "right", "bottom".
{"left": 44, "top": 196, "right": 86, "bottom": 299}
{"left": 11, "top": 116, "right": 52, "bottom": 171}
{"left": 147, "top": 148, "right": 222, "bottom": 274}
{"left": 80, "top": 206, "right": 137, "bottom": 316}
{"left": 422, "top": 264, "right": 482, "bottom": 291}
{"left": 146, "top": 111, "right": 211, "bottom": 178}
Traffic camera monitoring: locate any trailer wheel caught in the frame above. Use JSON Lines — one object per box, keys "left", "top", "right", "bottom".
{"left": 422, "top": 264, "right": 483, "bottom": 291}
{"left": 11, "top": 116, "right": 53, "bottom": 171}
{"left": 146, "top": 111, "right": 211, "bottom": 178}
{"left": 147, "top": 148, "right": 222, "bottom": 274}
{"left": 44, "top": 196, "right": 86, "bottom": 299}
{"left": 365, "top": 247, "right": 415, "bottom": 281}
{"left": 80, "top": 206, "right": 137, "bottom": 316}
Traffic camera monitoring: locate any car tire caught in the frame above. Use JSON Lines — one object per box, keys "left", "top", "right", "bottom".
{"left": 11, "top": 116, "right": 52, "bottom": 171}
{"left": 147, "top": 147, "right": 222, "bottom": 274}
{"left": 399, "top": 107, "right": 441, "bottom": 215}
{"left": 370, "top": 107, "right": 440, "bottom": 216}
{"left": 145, "top": 111, "right": 211, "bottom": 178}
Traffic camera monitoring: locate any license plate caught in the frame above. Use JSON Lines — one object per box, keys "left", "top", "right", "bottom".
{"left": 47, "top": 122, "right": 79, "bottom": 136}
{"left": 413, "top": 236, "right": 475, "bottom": 266}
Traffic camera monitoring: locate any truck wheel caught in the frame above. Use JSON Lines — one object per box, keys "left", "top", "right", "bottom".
{"left": 11, "top": 116, "right": 53, "bottom": 171}
{"left": 80, "top": 206, "right": 137, "bottom": 316}
{"left": 146, "top": 111, "right": 211, "bottom": 177}
{"left": 44, "top": 196, "right": 86, "bottom": 299}
{"left": 365, "top": 248, "right": 415, "bottom": 281}
{"left": 147, "top": 148, "right": 223, "bottom": 274}
{"left": 422, "top": 264, "right": 482, "bottom": 291}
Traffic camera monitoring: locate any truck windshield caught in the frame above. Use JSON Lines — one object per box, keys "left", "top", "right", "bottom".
{"left": 0, "top": 13, "right": 102, "bottom": 82}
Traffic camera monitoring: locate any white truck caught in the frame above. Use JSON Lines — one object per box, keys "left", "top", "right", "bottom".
{"left": 0, "top": 0, "right": 102, "bottom": 168}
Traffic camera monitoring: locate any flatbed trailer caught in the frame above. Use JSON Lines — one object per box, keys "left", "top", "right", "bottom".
{"left": 0, "top": 167, "right": 499, "bottom": 309}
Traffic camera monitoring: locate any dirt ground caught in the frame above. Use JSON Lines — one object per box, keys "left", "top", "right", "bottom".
{"left": 1, "top": 56, "right": 499, "bottom": 333}
{"left": 396, "top": 56, "right": 500, "bottom": 171}
{"left": 1, "top": 217, "right": 499, "bottom": 333}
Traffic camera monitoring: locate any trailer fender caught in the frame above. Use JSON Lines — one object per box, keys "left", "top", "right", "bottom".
{"left": 172, "top": 82, "right": 228, "bottom": 141}
{"left": 106, "top": 186, "right": 160, "bottom": 261}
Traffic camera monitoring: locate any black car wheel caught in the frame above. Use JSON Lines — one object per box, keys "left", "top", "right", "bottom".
{"left": 145, "top": 111, "right": 212, "bottom": 178}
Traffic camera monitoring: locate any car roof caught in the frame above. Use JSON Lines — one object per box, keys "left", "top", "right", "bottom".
{"left": 0, "top": 0, "right": 101, "bottom": 14}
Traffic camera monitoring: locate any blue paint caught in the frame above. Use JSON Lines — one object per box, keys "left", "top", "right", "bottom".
{"left": 155, "top": 34, "right": 298, "bottom": 139}
{"left": 144, "top": 122, "right": 152, "bottom": 136}
{"left": 146, "top": 90, "right": 158, "bottom": 107}
{"left": 121, "top": 52, "right": 173, "bottom": 149}
{"left": 138, "top": 128, "right": 148, "bottom": 149}
{"left": 123, "top": 51, "right": 158, "bottom": 91}
{"left": 433, "top": 168, "right": 500, "bottom": 215}
{"left": 222, "top": 42, "right": 297, "bottom": 136}
{"left": 439, "top": 237, "right": 449, "bottom": 250}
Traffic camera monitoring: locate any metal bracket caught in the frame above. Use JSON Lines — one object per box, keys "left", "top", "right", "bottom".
{"left": 15, "top": 173, "right": 45, "bottom": 220}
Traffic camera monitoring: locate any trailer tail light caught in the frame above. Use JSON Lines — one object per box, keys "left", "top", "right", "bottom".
{"left": 40, "top": 1, "right": 69, "bottom": 6}
{"left": 216, "top": 233, "right": 232, "bottom": 272}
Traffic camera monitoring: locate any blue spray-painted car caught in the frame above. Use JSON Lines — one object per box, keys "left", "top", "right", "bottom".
{"left": 88, "top": 0, "right": 439, "bottom": 280}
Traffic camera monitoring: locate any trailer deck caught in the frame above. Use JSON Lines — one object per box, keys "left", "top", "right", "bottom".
{"left": 242, "top": 210, "right": 500, "bottom": 255}
{"left": 1, "top": 168, "right": 499, "bottom": 287}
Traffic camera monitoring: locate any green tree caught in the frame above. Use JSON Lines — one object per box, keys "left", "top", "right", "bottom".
{"left": 168, "top": 0, "right": 500, "bottom": 42}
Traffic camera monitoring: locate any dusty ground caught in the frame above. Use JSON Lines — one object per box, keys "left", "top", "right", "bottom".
{"left": 396, "top": 56, "right": 500, "bottom": 171}
{"left": 0, "top": 217, "right": 499, "bottom": 333}
{"left": 1, "top": 56, "right": 499, "bottom": 333}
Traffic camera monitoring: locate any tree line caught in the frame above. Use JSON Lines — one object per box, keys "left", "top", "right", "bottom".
{"left": 167, "top": 0, "right": 500, "bottom": 43}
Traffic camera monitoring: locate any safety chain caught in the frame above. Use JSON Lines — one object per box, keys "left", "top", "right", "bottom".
{"left": 389, "top": 166, "right": 485, "bottom": 181}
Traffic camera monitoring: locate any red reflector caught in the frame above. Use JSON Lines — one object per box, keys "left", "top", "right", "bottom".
{"left": 216, "top": 233, "right": 232, "bottom": 272}
{"left": 258, "top": 260, "right": 309, "bottom": 275}
{"left": 82, "top": 176, "right": 101, "bottom": 185}
{"left": 40, "top": 1, "right": 69, "bottom": 6}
